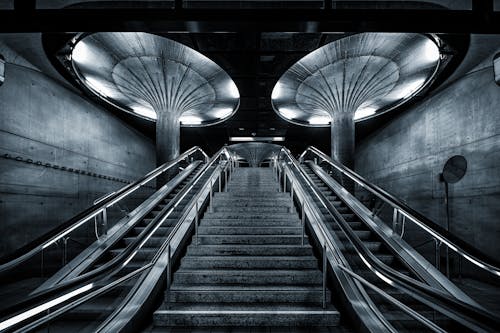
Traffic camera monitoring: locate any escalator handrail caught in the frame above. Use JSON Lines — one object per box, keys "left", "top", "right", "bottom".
{"left": 300, "top": 145, "right": 500, "bottom": 277}
{"left": 338, "top": 266, "right": 447, "bottom": 333}
{"left": 0, "top": 146, "right": 208, "bottom": 273}
{"left": 96, "top": 150, "right": 234, "bottom": 332}
{"left": 0, "top": 147, "right": 229, "bottom": 332}
{"left": 273, "top": 157, "right": 398, "bottom": 332}
{"left": 281, "top": 148, "right": 500, "bottom": 332}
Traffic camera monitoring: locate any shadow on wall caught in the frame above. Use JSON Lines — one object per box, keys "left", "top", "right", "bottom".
{"left": 0, "top": 63, "right": 156, "bottom": 257}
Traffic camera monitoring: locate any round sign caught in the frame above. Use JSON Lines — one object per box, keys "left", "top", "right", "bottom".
{"left": 442, "top": 155, "right": 467, "bottom": 184}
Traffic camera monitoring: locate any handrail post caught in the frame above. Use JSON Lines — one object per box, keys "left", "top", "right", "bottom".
{"left": 218, "top": 173, "right": 222, "bottom": 192}
{"left": 435, "top": 239, "right": 441, "bottom": 271}
{"left": 209, "top": 180, "right": 214, "bottom": 213}
{"left": 322, "top": 244, "right": 327, "bottom": 309}
{"left": 63, "top": 237, "right": 68, "bottom": 265}
{"left": 166, "top": 244, "right": 171, "bottom": 289}
{"left": 277, "top": 167, "right": 281, "bottom": 190}
{"left": 102, "top": 207, "right": 108, "bottom": 236}
{"left": 195, "top": 201, "right": 199, "bottom": 246}
{"left": 283, "top": 170, "right": 287, "bottom": 193}
{"left": 301, "top": 200, "right": 305, "bottom": 246}
{"left": 392, "top": 208, "right": 398, "bottom": 234}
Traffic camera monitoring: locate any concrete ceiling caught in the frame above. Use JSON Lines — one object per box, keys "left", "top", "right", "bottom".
{"left": 70, "top": 32, "right": 239, "bottom": 126}
{"left": 271, "top": 33, "right": 441, "bottom": 126}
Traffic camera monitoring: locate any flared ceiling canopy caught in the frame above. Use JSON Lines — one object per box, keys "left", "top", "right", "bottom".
{"left": 271, "top": 33, "right": 441, "bottom": 126}
{"left": 228, "top": 143, "right": 282, "bottom": 167}
{"left": 70, "top": 32, "right": 240, "bottom": 126}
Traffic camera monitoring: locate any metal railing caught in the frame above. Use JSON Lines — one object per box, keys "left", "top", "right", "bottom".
{"left": 0, "top": 146, "right": 208, "bottom": 275}
{"left": 300, "top": 146, "right": 500, "bottom": 278}
{"left": 278, "top": 147, "right": 500, "bottom": 333}
{"left": 0, "top": 147, "right": 233, "bottom": 332}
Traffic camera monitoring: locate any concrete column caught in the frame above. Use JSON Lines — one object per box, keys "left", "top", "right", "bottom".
{"left": 156, "top": 110, "right": 180, "bottom": 186}
{"left": 330, "top": 112, "right": 355, "bottom": 169}
{"left": 331, "top": 112, "right": 355, "bottom": 193}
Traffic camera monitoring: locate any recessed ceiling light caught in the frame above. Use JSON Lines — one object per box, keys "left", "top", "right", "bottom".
{"left": 180, "top": 115, "right": 203, "bottom": 125}
{"left": 238, "top": 127, "right": 245, "bottom": 131}
{"left": 269, "top": 127, "right": 276, "bottom": 131}
{"left": 230, "top": 136, "right": 285, "bottom": 142}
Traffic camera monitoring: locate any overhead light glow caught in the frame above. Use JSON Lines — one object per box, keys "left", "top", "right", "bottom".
{"left": 227, "top": 81, "right": 240, "bottom": 99}
{"left": 354, "top": 107, "right": 377, "bottom": 120}
{"left": 180, "top": 115, "right": 203, "bottom": 125}
{"left": 72, "top": 41, "right": 93, "bottom": 64}
{"left": 229, "top": 136, "right": 285, "bottom": 142}
{"left": 391, "top": 78, "right": 426, "bottom": 100}
{"left": 422, "top": 39, "right": 440, "bottom": 63}
{"left": 213, "top": 107, "right": 233, "bottom": 119}
{"left": 308, "top": 116, "right": 330, "bottom": 125}
{"left": 271, "top": 83, "right": 283, "bottom": 100}
{"left": 85, "top": 77, "right": 117, "bottom": 98}
{"left": 132, "top": 105, "right": 157, "bottom": 120}
{"left": 279, "top": 107, "right": 298, "bottom": 119}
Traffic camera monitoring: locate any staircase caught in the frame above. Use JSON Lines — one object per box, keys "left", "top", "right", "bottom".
{"left": 153, "top": 167, "right": 340, "bottom": 327}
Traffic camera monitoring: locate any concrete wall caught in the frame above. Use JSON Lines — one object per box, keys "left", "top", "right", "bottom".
{"left": 0, "top": 63, "right": 156, "bottom": 256}
{"left": 355, "top": 67, "right": 500, "bottom": 261}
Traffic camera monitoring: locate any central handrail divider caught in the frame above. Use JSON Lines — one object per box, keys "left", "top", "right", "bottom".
{"left": 277, "top": 147, "right": 500, "bottom": 333}
{"left": 0, "top": 146, "right": 208, "bottom": 274}
{"left": 300, "top": 146, "right": 500, "bottom": 278}
{"left": 0, "top": 146, "right": 233, "bottom": 332}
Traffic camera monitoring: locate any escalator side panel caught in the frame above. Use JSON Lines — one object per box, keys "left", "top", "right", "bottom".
{"left": 34, "top": 162, "right": 202, "bottom": 293}
{"left": 306, "top": 161, "right": 480, "bottom": 308}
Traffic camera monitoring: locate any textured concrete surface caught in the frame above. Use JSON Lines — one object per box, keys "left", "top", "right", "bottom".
{"left": 355, "top": 66, "right": 500, "bottom": 263}
{"left": 154, "top": 168, "right": 339, "bottom": 327}
{"left": 0, "top": 63, "right": 155, "bottom": 256}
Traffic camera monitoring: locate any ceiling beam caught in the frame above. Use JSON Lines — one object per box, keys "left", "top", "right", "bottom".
{"left": 0, "top": 8, "right": 499, "bottom": 33}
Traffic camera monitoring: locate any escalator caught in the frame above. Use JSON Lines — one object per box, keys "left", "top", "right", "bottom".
{"left": 27, "top": 162, "right": 211, "bottom": 332}
{"left": 0, "top": 146, "right": 233, "bottom": 332}
{"left": 277, "top": 146, "right": 500, "bottom": 332}
{"left": 2, "top": 144, "right": 500, "bottom": 332}
{"left": 299, "top": 162, "right": 459, "bottom": 331}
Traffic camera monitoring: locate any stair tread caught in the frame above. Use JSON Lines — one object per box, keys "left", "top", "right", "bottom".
{"left": 171, "top": 284, "right": 325, "bottom": 291}
{"left": 156, "top": 304, "right": 338, "bottom": 312}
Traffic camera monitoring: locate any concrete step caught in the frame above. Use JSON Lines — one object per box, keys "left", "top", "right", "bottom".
{"left": 215, "top": 192, "right": 290, "bottom": 198}
{"left": 227, "top": 184, "right": 278, "bottom": 192}
{"left": 153, "top": 304, "right": 340, "bottom": 327}
{"left": 197, "top": 226, "right": 302, "bottom": 235}
{"left": 174, "top": 269, "right": 322, "bottom": 285}
{"left": 201, "top": 219, "right": 301, "bottom": 227}
{"left": 168, "top": 285, "right": 330, "bottom": 303}
{"left": 180, "top": 256, "right": 318, "bottom": 269}
{"left": 203, "top": 212, "right": 298, "bottom": 219}
{"left": 213, "top": 206, "right": 291, "bottom": 213}
{"left": 196, "top": 234, "right": 307, "bottom": 245}
{"left": 214, "top": 197, "right": 291, "bottom": 207}
{"left": 186, "top": 244, "right": 313, "bottom": 256}
{"left": 214, "top": 192, "right": 290, "bottom": 205}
